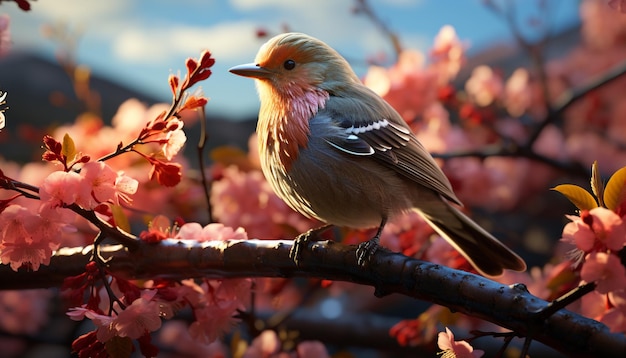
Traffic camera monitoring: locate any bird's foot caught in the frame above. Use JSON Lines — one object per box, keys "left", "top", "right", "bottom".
{"left": 356, "top": 237, "right": 379, "bottom": 266}
{"left": 289, "top": 225, "right": 331, "bottom": 266}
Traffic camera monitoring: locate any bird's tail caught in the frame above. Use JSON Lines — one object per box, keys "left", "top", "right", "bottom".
{"left": 416, "top": 199, "right": 526, "bottom": 277}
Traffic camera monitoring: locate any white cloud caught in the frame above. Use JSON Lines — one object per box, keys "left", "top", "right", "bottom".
{"left": 230, "top": 0, "right": 304, "bottom": 11}
{"left": 112, "top": 21, "right": 261, "bottom": 64}
{"left": 32, "top": 0, "right": 128, "bottom": 25}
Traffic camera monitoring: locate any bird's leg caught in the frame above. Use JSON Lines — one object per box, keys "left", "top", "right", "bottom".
{"left": 356, "top": 216, "right": 387, "bottom": 266}
{"left": 289, "top": 224, "right": 332, "bottom": 265}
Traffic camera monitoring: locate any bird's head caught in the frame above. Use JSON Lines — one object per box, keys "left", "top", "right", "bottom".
{"left": 229, "top": 32, "right": 360, "bottom": 98}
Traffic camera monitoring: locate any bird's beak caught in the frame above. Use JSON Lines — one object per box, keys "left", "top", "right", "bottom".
{"left": 229, "top": 63, "right": 272, "bottom": 79}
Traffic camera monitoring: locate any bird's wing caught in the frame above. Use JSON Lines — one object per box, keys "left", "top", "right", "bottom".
{"left": 321, "top": 96, "right": 462, "bottom": 206}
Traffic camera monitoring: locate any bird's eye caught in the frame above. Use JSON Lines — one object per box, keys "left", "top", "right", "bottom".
{"left": 283, "top": 59, "right": 296, "bottom": 70}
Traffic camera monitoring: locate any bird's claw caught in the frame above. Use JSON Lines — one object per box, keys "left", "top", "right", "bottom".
{"left": 289, "top": 225, "right": 331, "bottom": 266}
{"left": 289, "top": 232, "right": 310, "bottom": 266}
{"left": 356, "top": 238, "right": 379, "bottom": 266}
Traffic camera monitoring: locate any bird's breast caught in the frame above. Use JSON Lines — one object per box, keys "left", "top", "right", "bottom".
{"left": 257, "top": 85, "right": 329, "bottom": 171}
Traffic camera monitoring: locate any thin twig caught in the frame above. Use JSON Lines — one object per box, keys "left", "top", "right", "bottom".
{"left": 196, "top": 105, "right": 213, "bottom": 223}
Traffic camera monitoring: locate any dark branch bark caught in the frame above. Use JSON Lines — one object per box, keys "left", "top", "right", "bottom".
{"left": 0, "top": 238, "right": 623, "bottom": 357}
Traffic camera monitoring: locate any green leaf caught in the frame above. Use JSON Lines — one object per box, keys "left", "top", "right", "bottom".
{"left": 62, "top": 133, "right": 77, "bottom": 162}
{"left": 604, "top": 166, "right": 626, "bottom": 211}
{"left": 551, "top": 184, "right": 598, "bottom": 211}
{"left": 590, "top": 161, "right": 605, "bottom": 207}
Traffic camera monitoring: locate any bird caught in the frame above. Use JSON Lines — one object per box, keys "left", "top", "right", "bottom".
{"left": 229, "top": 32, "right": 526, "bottom": 277}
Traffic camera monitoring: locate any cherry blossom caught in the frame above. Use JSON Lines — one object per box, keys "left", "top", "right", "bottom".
{"left": 465, "top": 65, "right": 503, "bottom": 107}
{"left": 580, "top": 252, "right": 626, "bottom": 294}
{"left": 562, "top": 208, "right": 626, "bottom": 253}
{"left": 161, "top": 125, "right": 186, "bottom": 160}
{"left": 39, "top": 171, "right": 83, "bottom": 208}
{"left": 114, "top": 290, "right": 162, "bottom": 339}
{"left": 211, "top": 165, "right": 316, "bottom": 239}
{"left": 0, "top": 14, "right": 10, "bottom": 57}
{"left": 175, "top": 222, "right": 247, "bottom": 242}
{"left": 242, "top": 330, "right": 330, "bottom": 358}
{"left": 0, "top": 205, "right": 63, "bottom": 271}
{"left": 78, "top": 161, "right": 138, "bottom": 208}
{"left": 437, "top": 327, "right": 484, "bottom": 358}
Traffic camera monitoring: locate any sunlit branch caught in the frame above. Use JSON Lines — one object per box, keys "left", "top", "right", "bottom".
{"left": 0, "top": 237, "right": 623, "bottom": 357}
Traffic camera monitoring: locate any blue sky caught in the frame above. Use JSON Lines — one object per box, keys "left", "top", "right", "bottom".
{"left": 2, "top": 0, "right": 580, "bottom": 120}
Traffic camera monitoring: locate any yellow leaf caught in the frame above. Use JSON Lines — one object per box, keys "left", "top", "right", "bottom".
{"left": 604, "top": 166, "right": 626, "bottom": 211}
{"left": 590, "top": 161, "right": 605, "bottom": 207}
{"left": 62, "top": 133, "right": 77, "bottom": 162}
{"left": 111, "top": 204, "right": 131, "bottom": 233}
{"left": 551, "top": 184, "right": 598, "bottom": 211}
{"left": 231, "top": 330, "right": 248, "bottom": 358}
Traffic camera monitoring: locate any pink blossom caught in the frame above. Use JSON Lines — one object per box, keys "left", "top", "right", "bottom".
{"left": 158, "top": 321, "right": 228, "bottom": 357}
{"left": 175, "top": 222, "right": 247, "bottom": 242}
{"left": 111, "top": 99, "right": 170, "bottom": 141}
{"left": 465, "top": 65, "right": 503, "bottom": 107}
{"left": 68, "top": 290, "right": 163, "bottom": 343}
{"left": 0, "top": 205, "right": 61, "bottom": 271}
{"left": 581, "top": 252, "right": 626, "bottom": 294}
{"left": 579, "top": 289, "right": 607, "bottom": 321}
{"left": 67, "top": 305, "right": 116, "bottom": 342}
{"left": 296, "top": 341, "right": 330, "bottom": 358}
{"left": 562, "top": 215, "right": 597, "bottom": 252}
{"left": 363, "top": 49, "right": 439, "bottom": 123}
{"left": 601, "top": 307, "right": 626, "bottom": 333}
{"left": 215, "top": 278, "right": 253, "bottom": 308}
{"left": 580, "top": 0, "right": 626, "bottom": 49}
{"left": 162, "top": 124, "right": 186, "bottom": 161}
{"left": 78, "top": 161, "right": 138, "bottom": 208}
{"left": 430, "top": 25, "right": 466, "bottom": 82}
{"left": 609, "top": 0, "right": 626, "bottom": 13}
{"left": 189, "top": 299, "right": 239, "bottom": 344}
{"left": 0, "top": 289, "right": 52, "bottom": 334}
{"left": 609, "top": 289, "right": 626, "bottom": 314}
{"left": 242, "top": 330, "right": 329, "bottom": 358}
{"left": 114, "top": 290, "right": 162, "bottom": 339}
{"left": 605, "top": 290, "right": 626, "bottom": 333}
{"left": 504, "top": 68, "right": 532, "bottom": 117}
{"left": 114, "top": 171, "right": 139, "bottom": 204}
{"left": 363, "top": 65, "right": 391, "bottom": 97}
{"left": 211, "top": 165, "right": 316, "bottom": 239}
{"left": 0, "top": 14, "right": 10, "bottom": 57}
{"left": 437, "top": 327, "right": 484, "bottom": 358}
{"left": 243, "top": 330, "right": 280, "bottom": 357}
{"left": 380, "top": 211, "right": 433, "bottom": 256}
{"left": 562, "top": 207, "right": 626, "bottom": 252}
{"left": 39, "top": 170, "right": 83, "bottom": 208}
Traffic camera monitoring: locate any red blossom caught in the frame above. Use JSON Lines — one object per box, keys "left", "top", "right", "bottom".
{"left": 459, "top": 103, "right": 483, "bottom": 125}
{"left": 437, "top": 84, "right": 457, "bottom": 103}
{"left": 114, "top": 276, "right": 142, "bottom": 304}
{"left": 42, "top": 135, "right": 63, "bottom": 161}
{"left": 256, "top": 28, "right": 268, "bottom": 38}
{"left": 179, "top": 95, "right": 208, "bottom": 112}
{"left": 149, "top": 161, "right": 182, "bottom": 187}
{"left": 137, "top": 333, "right": 159, "bottom": 358}
{"left": 139, "top": 229, "right": 168, "bottom": 243}
{"left": 168, "top": 74, "right": 179, "bottom": 96}
{"left": 180, "top": 50, "right": 215, "bottom": 91}
{"left": 14, "top": 0, "right": 31, "bottom": 11}
{"left": 71, "top": 330, "right": 106, "bottom": 358}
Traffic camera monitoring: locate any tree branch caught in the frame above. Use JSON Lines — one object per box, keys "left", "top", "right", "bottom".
{"left": 0, "top": 238, "right": 623, "bottom": 357}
